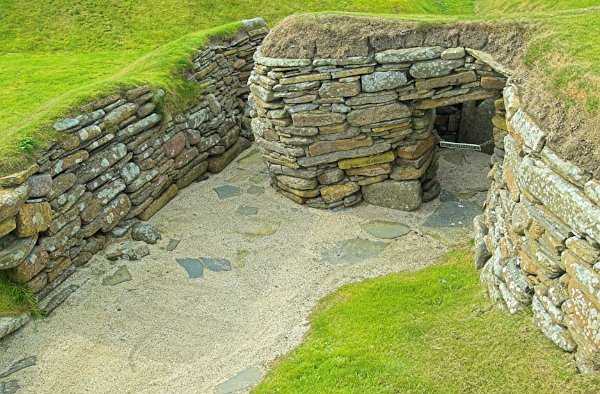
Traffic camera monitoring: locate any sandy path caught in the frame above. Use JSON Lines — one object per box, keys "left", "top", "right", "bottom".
{"left": 0, "top": 147, "right": 489, "bottom": 393}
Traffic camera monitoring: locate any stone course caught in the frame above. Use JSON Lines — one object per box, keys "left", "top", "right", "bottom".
{"left": 250, "top": 45, "right": 506, "bottom": 210}
{"left": 0, "top": 18, "right": 267, "bottom": 336}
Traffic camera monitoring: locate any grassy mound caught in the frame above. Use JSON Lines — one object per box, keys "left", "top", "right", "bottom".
{"left": 1, "top": 1, "right": 599, "bottom": 174}
{"left": 254, "top": 251, "right": 600, "bottom": 393}
{"left": 0, "top": 272, "right": 39, "bottom": 318}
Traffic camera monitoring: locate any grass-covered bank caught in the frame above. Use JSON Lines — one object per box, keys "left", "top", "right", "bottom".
{"left": 0, "top": 272, "right": 38, "bottom": 318}
{"left": 254, "top": 251, "right": 600, "bottom": 393}
{"left": 1, "top": 1, "right": 599, "bottom": 174}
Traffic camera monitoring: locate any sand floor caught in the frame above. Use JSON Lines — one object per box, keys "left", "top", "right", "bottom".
{"left": 0, "top": 147, "right": 490, "bottom": 393}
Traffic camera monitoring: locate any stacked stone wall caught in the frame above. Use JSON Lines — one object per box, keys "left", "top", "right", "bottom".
{"left": 249, "top": 43, "right": 600, "bottom": 372}
{"left": 0, "top": 18, "right": 268, "bottom": 338}
{"left": 477, "top": 83, "right": 600, "bottom": 373}
{"left": 249, "top": 46, "right": 507, "bottom": 210}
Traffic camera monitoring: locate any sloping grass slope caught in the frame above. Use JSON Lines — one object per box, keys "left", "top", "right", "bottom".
{"left": 254, "top": 251, "right": 600, "bottom": 393}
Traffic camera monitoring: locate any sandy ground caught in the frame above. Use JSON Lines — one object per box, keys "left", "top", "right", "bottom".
{"left": 0, "top": 147, "right": 490, "bottom": 393}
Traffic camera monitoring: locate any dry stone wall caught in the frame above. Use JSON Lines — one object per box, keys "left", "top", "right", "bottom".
{"left": 249, "top": 46, "right": 508, "bottom": 210}
{"left": 249, "top": 42, "right": 600, "bottom": 372}
{"left": 0, "top": 18, "right": 268, "bottom": 338}
{"left": 477, "top": 83, "right": 600, "bottom": 373}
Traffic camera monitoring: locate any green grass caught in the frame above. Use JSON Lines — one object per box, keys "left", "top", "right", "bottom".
{"left": 0, "top": 0, "right": 599, "bottom": 174}
{"left": 254, "top": 250, "right": 600, "bottom": 393}
{"left": 0, "top": 272, "right": 39, "bottom": 318}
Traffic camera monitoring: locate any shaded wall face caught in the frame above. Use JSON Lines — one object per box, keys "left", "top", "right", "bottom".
{"left": 250, "top": 46, "right": 507, "bottom": 211}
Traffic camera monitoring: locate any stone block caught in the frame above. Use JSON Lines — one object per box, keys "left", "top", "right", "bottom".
{"left": 409, "top": 59, "right": 464, "bottom": 79}
{"left": 361, "top": 71, "right": 407, "bottom": 92}
{"left": 375, "top": 47, "right": 443, "bottom": 63}
{"left": 0, "top": 164, "right": 38, "bottom": 187}
{"left": 414, "top": 71, "right": 476, "bottom": 90}
{"left": 347, "top": 102, "right": 411, "bottom": 127}
{"left": 0, "top": 216, "right": 16, "bottom": 237}
{"left": 15, "top": 202, "right": 52, "bottom": 238}
{"left": 396, "top": 134, "right": 435, "bottom": 160}
{"left": 6, "top": 246, "right": 49, "bottom": 283}
{"left": 509, "top": 109, "right": 546, "bottom": 153}
{"left": 337, "top": 150, "right": 395, "bottom": 169}
{"left": 291, "top": 111, "right": 345, "bottom": 127}
{"left": 321, "top": 182, "right": 360, "bottom": 204}
{"left": 0, "top": 233, "right": 38, "bottom": 270}
{"left": 308, "top": 138, "right": 372, "bottom": 157}
{"left": 318, "top": 81, "right": 360, "bottom": 98}
{"left": 345, "top": 163, "right": 392, "bottom": 177}
{"left": 362, "top": 180, "right": 421, "bottom": 211}
{"left": 208, "top": 137, "right": 251, "bottom": 173}
{"left": 0, "top": 183, "right": 30, "bottom": 223}
{"left": 138, "top": 184, "right": 178, "bottom": 221}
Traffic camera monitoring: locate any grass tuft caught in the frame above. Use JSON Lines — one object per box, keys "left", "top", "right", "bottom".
{"left": 254, "top": 250, "right": 600, "bottom": 393}
{"left": 0, "top": 272, "right": 39, "bottom": 318}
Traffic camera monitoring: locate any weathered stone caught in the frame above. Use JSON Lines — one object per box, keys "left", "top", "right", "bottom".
{"left": 78, "top": 143, "right": 128, "bottom": 183}
{"left": 532, "top": 296, "right": 576, "bottom": 352}
{"left": 207, "top": 138, "right": 251, "bottom": 173}
{"left": 280, "top": 73, "right": 330, "bottom": 85}
{"left": 331, "top": 66, "right": 375, "bottom": 79}
{"left": 541, "top": 147, "right": 591, "bottom": 187}
{"left": 409, "top": 59, "right": 464, "bottom": 79}
{"left": 176, "top": 160, "right": 209, "bottom": 189}
{"left": 28, "top": 174, "right": 53, "bottom": 198}
{"left": 396, "top": 134, "right": 435, "bottom": 160}
{"left": 0, "top": 183, "right": 30, "bottom": 222}
{"left": 53, "top": 118, "right": 80, "bottom": 132}
{"left": 117, "top": 113, "right": 161, "bottom": 139}
{"left": 509, "top": 109, "right": 546, "bottom": 153}
{"left": 15, "top": 202, "right": 52, "bottom": 237}
{"left": 361, "top": 71, "right": 407, "bottom": 92}
{"left": 106, "top": 241, "right": 149, "bottom": 261}
{"left": 375, "top": 47, "right": 443, "bottom": 63}
{"left": 318, "top": 81, "right": 360, "bottom": 98}
{"left": 346, "top": 91, "right": 397, "bottom": 106}
{"left": 390, "top": 156, "right": 432, "bottom": 181}
{"left": 337, "top": 150, "right": 395, "bottom": 169}
{"left": 103, "top": 103, "right": 138, "bottom": 125}
{"left": 0, "top": 164, "right": 38, "bottom": 187}
{"left": 563, "top": 250, "right": 600, "bottom": 308}
{"left": 291, "top": 111, "right": 345, "bottom": 127}
{"left": 480, "top": 76, "right": 507, "bottom": 90}
{"left": 0, "top": 233, "right": 38, "bottom": 270}
{"left": 164, "top": 132, "right": 187, "bottom": 159}
{"left": 131, "top": 222, "right": 161, "bottom": 245}
{"left": 50, "top": 150, "right": 89, "bottom": 176}
{"left": 276, "top": 182, "right": 320, "bottom": 198}
{"left": 138, "top": 184, "right": 177, "bottom": 221}
{"left": 517, "top": 157, "right": 600, "bottom": 243}
{"left": 347, "top": 102, "right": 411, "bottom": 127}
{"left": 345, "top": 163, "right": 391, "bottom": 177}
{"left": 566, "top": 237, "right": 599, "bottom": 265}
{"left": 276, "top": 175, "right": 318, "bottom": 190}
{"left": 0, "top": 216, "right": 16, "bottom": 237}
{"left": 308, "top": 138, "right": 372, "bottom": 157}
{"left": 363, "top": 180, "right": 421, "bottom": 211}
{"left": 321, "top": 182, "right": 360, "bottom": 204}
{"left": 415, "top": 71, "right": 476, "bottom": 90}
{"left": 567, "top": 282, "right": 600, "bottom": 363}
{"left": 99, "top": 194, "right": 131, "bottom": 233}
{"left": 317, "top": 168, "right": 344, "bottom": 185}
{"left": 5, "top": 246, "right": 49, "bottom": 283}
{"left": 440, "top": 47, "right": 465, "bottom": 60}
{"left": 414, "top": 89, "right": 498, "bottom": 109}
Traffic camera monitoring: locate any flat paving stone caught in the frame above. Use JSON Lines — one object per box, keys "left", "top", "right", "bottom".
{"left": 215, "top": 366, "right": 265, "bottom": 394}
{"left": 442, "top": 150, "right": 466, "bottom": 166}
{"left": 214, "top": 185, "right": 241, "bottom": 199}
{"left": 101, "top": 266, "right": 132, "bottom": 286}
{"left": 236, "top": 205, "right": 259, "bottom": 216}
{"left": 166, "top": 239, "right": 180, "bottom": 251}
{"left": 201, "top": 257, "right": 231, "bottom": 272}
{"left": 0, "top": 380, "right": 20, "bottom": 394}
{"left": 0, "top": 356, "right": 36, "bottom": 379}
{"left": 421, "top": 200, "right": 482, "bottom": 246}
{"left": 239, "top": 222, "right": 279, "bottom": 237}
{"left": 176, "top": 258, "right": 204, "bottom": 278}
{"left": 246, "top": 185, "right": 265, "bottom": 196}
{"left": 236, "top": 149, "right": 264, "bottom": 170}
{"left": 321, "top": 238, "right": 389, "bottom": 265}
{"left": 360, "top": 221, "right": 411, "bottom": 239}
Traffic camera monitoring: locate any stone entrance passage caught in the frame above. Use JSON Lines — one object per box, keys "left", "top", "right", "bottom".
{"left": 249, "top": 46, "right": 510, "bottom": 211}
